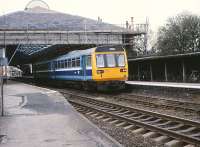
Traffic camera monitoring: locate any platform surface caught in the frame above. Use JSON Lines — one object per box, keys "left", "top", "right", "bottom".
{"left": 0, "top": 81, "right": 121, "bottom": 147}
{"left": 126, "top": 81, "right": 200, "bottom": 89}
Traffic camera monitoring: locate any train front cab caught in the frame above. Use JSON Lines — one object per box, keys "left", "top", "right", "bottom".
{"left": 91, "top": 46, "right": 128, "bottom": 89}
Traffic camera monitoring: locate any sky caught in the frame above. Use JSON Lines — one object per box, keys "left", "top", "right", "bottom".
{"left": 0, "top": 0, "right": 200, "bottom": 32}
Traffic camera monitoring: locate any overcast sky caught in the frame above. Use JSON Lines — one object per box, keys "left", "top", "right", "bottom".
{"left": 0, "top": 0, "right": 200, "bottom": 31}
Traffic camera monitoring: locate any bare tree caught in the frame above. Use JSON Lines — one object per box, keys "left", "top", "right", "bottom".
{"left": 157, "top": 12, "right": 200, "bottom": 55}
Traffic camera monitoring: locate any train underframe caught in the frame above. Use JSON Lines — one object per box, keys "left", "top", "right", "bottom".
{"left": 34, "top": 77, "right": 126, "bottom": 91}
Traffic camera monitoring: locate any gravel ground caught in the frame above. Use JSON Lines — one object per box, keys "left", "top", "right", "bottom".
{"left": 84, "top": 115, "right": 159, "bottom": 147}
{"left": 127, "top": 87, "right": 200, "bottom": 104}
{"left": 72, "top": 89, "right": 200, "bottom": 122}
{"left": 53, "top": 85, "right": 200, "bottom": 121}
{"left": 101, "top": 97, "right": 200, "bottom": 121}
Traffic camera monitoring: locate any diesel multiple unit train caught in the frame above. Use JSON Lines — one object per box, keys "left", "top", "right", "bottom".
{"left": 33, "top": 46, "right": 128, "bottom": 90}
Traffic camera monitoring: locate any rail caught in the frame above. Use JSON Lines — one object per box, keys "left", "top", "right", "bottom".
{"left": 62, "top": 91, "right": 200, "bottom": 145}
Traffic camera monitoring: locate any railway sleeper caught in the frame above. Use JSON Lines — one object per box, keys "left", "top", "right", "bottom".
{"left": 115, "top": 122, "right": 127, "bottom": 127}
{"left": 142, "top": 131, "right": 159, "bottom": 139}
{"left": 96, "top": 115, "right": 105, "bottom": 119}
{"left": 102, "top": 117, "right": 112, "bottom": 122}
{"left": 69, "top": 99, "right": 200, "bottom": 145}
{"left": 132, "top": 128, "right": 146, "bottom": 134}
{"left": 164, "top": 139, "right": 187, "bottom": 147}
{"left": 109, "top": 119, "right": 120, "bottom": 124}
{"left": 123, "top": 124, "right": 135, "bottom": 130}
{"left": 153, "top": 136, "right": 172, "bottom": 145}
{"left": 177, "top": 127, "right": 196, "bottom": 133}
{"left": 164, "top": 124, "right": 185, "bottom": 130}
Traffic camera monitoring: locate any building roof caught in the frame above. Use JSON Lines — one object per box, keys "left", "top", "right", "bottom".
{"left": 129, "top": 51, "right": 200, "bottom": 62}
{"left": 0, "top": 6, "right": 121, "bottom": 31}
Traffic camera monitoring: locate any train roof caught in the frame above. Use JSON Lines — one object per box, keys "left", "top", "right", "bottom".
{"left": 96, "top": 45, "right": 125, "bottom": 52}
{"left": 54, "top": 48, "right": 95, "bottom": 61}
{"left": 54, "top": 45, "right": 124, "bottom": 61}
{"left": 35, "top": 45, "right": 124, "bottom": 64}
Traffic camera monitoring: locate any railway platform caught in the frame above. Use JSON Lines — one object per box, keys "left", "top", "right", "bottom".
{"left": 0, "top": 81, "right": 121, "bottom": 147}
{"left": 126, "top": 81, "right": 200, "bottom": 90}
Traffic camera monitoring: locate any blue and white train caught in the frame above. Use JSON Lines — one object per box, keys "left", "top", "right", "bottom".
{"left": 33, "top": 46, "right": 128, "bottom": 90}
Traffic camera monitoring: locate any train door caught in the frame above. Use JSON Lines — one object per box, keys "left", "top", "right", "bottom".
{"left": 82, "top": 56, "right": 87, "bottom": 81}
{"left": 52, "top": 61, "right": 56, "bottom": 79}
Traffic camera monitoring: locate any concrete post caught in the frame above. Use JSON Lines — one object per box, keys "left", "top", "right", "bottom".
{"left": 164, "top": 62, "right": 168, "bottom": 82}
{"left": 182, "top": 60, "right": 186, "bottom": 82}
{"left": 150, "top": 63, "right": 153, "bottom": 81}
{"left": 137, "top": 64, "right": 140, "bottom": 80}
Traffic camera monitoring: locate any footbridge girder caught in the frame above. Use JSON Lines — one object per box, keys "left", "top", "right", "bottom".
{"left": 0, "top": 29, "right": 146, "bottom": 45}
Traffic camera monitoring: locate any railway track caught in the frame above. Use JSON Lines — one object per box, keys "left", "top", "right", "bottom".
{"left": 62, "top": 91, "right": 200, "bottom": 146}
{"left": 17, "top": 77, "right": 200, "bottom": 113}
{"left": 115, "top": 93, "right": 200, "bottom": 113}
{"left": 58, "top": 87, "right": 200, "bottom": 114}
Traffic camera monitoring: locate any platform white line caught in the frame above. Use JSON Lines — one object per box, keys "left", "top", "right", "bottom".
{"left": 126, "top": 81, "right": 200, "bottom": 89}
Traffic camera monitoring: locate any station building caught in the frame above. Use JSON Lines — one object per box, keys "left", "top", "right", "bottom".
{"left": 128, "top": 52, "right": 200, "bottom": 83}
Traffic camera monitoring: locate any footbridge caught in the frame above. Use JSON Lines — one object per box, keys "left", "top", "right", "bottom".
{"left": 0, "top": 0, "right": 148, "bottom": 64}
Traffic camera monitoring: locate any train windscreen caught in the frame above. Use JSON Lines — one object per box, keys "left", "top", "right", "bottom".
{"left": 116, "top": 54, "right": 125, "bottom": 67}
{"left": 96, "top": 54, "right": 105, "bottom": 67}
{"left": 106, "top": 54, "right": 116, "bottom": 67}
{"left": 96, "top": 53, "right": 125, "bottom": 68}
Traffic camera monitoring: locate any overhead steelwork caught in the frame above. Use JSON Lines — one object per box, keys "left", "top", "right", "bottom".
{"left": 0, "top": 28, "right": 147, "bottom": 45}
{"left": 0, "top": 2, "right": 147, "bottom": 46}
{"left": 17, "top": 44, "right": 52, "bottom": 55}
{"left": 0, "top": 1, "right": 148, "bottom": 65}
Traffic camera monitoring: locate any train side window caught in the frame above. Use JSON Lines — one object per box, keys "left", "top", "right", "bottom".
{"left": 96, "top": 54, "right": 105, "bottom": 68}
{"left": 57, "top": 61, "right": 59, "bottom": 69}
{"left": 60, "top": 60, "right": 62, "bottom": 69}
{"left": 51, "top": 62, "right": 53, "bottom": 70}
{"left": 68, "top": 59, "right": 72, "bottom": 68}
{"left": 58, "top": 61, "right": 61, "bottom": 69}
{"left": 59, "top": 61, "right": 61, "bottom": 68}
{"left": 55, "top": 61, "right": 58, "bottom": 69}
{"left": 60, "top": 60, "right": 62, "bottom": 68}
{"left": 72, "top": 58, "right": 76, "bottom": 67}
{"left": 61, "top": 60, "right": 65, "bottom": 68}
{"left": 76, "top": 58, "right": 80, "bottom": 67}
{"left": 67, "top": 59, "right": 70, "bottom": 68}
{"left": 86, "top": 55, "right": 91, "bottom": 67}
{"left": 65, "top": 60, "right": 68, "bottom": 68}
{"left": 54, "top": 62, "right": 56, "bottom": 69}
